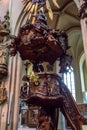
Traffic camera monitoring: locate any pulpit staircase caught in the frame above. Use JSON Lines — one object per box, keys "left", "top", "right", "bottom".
{"left": 60, "top": 81, "right": 87, "bottom": 130}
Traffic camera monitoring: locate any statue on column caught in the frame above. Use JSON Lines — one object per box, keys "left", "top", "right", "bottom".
{"left": 0, "top": 11, "right": 10, "bottom": 104}
{"left": 36, "top": 108, "right": 54, "bottom": 130}
{"left": 0, "top": 84, "right": 7, "bottom": 105}
{"left": 0, "top": 45, "right": 7, "bottom": 64}
{"left": 0, "top": 11, "right": 10, "bottom": 80}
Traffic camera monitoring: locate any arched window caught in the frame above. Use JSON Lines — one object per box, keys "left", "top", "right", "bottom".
{"left": 63, "top": 66, "right": 76, "bottom": 100}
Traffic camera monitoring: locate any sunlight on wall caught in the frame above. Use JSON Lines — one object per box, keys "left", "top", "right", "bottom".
{"left": 0, "top": 0, "right": 9, "bottom": 20}
{"left": 0, "top": 0, "right": 9, "bottom": 5}
{"left": 3, "top": 0, "right": 8, "bottom": 4}
{"left": 83, "top": 61, "right": 87, "bottom": 91}
{"left": 79, "top": 54, "right": 85, "bottom": 92}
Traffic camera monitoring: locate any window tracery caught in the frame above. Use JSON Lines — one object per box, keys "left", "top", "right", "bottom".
{"left": 63, "top": 66, "right": 76, "bottom": 100}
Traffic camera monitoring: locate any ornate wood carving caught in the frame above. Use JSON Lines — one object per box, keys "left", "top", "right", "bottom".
{"left": 0, "top": 11, "right": 10, "bottom": 79}
{"left": 0, "top": 45, "right": 8, "bottom": 79}
{"left": 7, "top": 2, "right": 87, "bottom": 129}
{"left": 20, "top": 73, "right": 64, "bottom": 107}
{"left": 0, "top": 11, "right": 10, "bottom": 42}
{"left": 60, "top": 80, "right": 87, "bottom": 130}
{"left": 0, "top": 87, "right": 7, "bottom": 104}
{"left": 78, "top": 0, "right": 87, "bottom": 19}
{"left": 8, "top": 11, "right": 69, "bottom": 65}
{"left": 36, "top": 107, "right": 58, "bottom": 130}
{"left": 20, "top": 72, "right": 87, "bottom": 130}
{"left": 0, "top": 12, "right": 10, "bottom": 104}
{"left": 20, "top": 73, "right": 62, "bottom": 130}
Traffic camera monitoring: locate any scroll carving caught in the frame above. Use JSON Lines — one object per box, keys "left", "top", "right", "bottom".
{"left": 78, "top": 0, "right": 87, "bottom": 19}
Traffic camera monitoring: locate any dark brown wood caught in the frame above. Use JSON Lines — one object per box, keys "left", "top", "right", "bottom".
{"left": 21, "top": 73, "right": 64, "bottom": 107}
{"left": 8, "top": 11, "right": 69, "bottom": 65}
{"left": 7, "top": 9, "right": 87, "bottom": 130}
{"left": 78, "top": 0, "right": 87, "bottom": 19}
{"left": 20, "top": 72, "right": 87, "bottom": 130}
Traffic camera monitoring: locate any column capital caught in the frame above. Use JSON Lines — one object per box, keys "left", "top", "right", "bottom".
{"left": 78, "top": 0, "right": 87, "bottom": 19}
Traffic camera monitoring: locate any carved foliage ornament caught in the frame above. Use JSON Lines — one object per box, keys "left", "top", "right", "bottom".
{"left": 78, "top": 0, "right": 87, "bottom": 19}
{"left": 0, "top": 11, "right": 10, "bottom": 42}
{"left": 8, "top": 11, "right": 69, "bottom": 66}
{"left": 0, "top": 12, "right": 10, "bottom": 79}
{"left": 0, "top": 87, "right": 7, "bottom": 104}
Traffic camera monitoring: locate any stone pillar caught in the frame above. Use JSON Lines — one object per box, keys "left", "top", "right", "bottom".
{"left": 7, "top": 56, "right": 18, "bottom": 130}
{"left": 6, "top": 54, "right": 22, "bottom": 130}
{"left": 0, "top": 10, "right": 10, "bottom": 130}
{"left": 78, "top": 0, "right": 87, "bottom": 67}
{"left": 0, "top": 56, "right": 13, "bottom": 130}
{"left": 13, "top": 54, "right": 22, "bottom": 130}
{"left": 80, "top": 18, "right": 87, "bottom": 66}
{"left": 73, "top": 0, "right": 87, "bottom": 103}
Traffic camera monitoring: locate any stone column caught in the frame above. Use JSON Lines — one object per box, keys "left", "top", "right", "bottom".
{"left": 78, "top": 0, "right": 87, "bottom": 67}
{"left": 6, "top": 54, "right": 22, "bottom": 130}
{"left": 2, "top": 54, "right": 22, "bottom": 130}
{"left": 13, "top": 54, "right": 22, "bottom": 130}
{"left": 7, "top": 56, "right": 18, "bottom": 130}
{"left": 80, "top": 18, "right": 87, "bottom": 66}
{"left": 0, "top": 56, "right": 13, "bottom": 130}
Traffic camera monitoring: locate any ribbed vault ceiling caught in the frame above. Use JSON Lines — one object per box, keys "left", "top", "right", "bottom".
{"left": 47, "top": 0, "right": 83, "bottom": 62}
